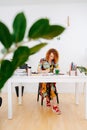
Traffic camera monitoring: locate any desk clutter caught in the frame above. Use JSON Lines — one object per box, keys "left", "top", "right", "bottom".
{"left": 14, "top": 69, "right": 65, "bottom": 76}
{"left": 14, "top": 69, "right": 27, "bottom": 76}
{"left": 14, "top": 63, "right": 32, "bottom": 76}
{"left": 69, "top": 62, "right": 77, "bottom": 76}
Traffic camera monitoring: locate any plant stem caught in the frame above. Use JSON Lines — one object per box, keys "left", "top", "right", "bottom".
{"left": 0, "top": 40, "right": 30, "bottom": 64}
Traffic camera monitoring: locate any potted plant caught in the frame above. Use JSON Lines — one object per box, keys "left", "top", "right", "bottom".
{"left": 77, "top": 66, "right": 87, "bottom": 75}
{"left": 0, "top": 12, "right": 65, "bottom": 106}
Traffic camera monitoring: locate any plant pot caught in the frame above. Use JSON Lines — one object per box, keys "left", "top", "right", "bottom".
{"left": 0, "top": 97, "right": 2, "bottom": 107}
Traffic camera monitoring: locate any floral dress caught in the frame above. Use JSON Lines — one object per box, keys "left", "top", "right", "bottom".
{"left": 38, "top": 58, "right": 59, "bottom": 99}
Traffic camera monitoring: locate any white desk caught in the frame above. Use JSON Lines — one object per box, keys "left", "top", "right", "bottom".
{"left": 7, "top": 75, "right": 87, "bottom": 119}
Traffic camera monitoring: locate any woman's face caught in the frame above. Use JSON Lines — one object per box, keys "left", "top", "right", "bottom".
{"left": 49, "top": 52, "right": 54, "bottom": 61}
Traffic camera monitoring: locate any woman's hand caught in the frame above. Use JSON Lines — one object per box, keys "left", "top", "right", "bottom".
{"left": 45, "top": 68, "right": 50, "bottom": 73}
{"left": 37, "top": 67, "right": 50, "bottom": 73}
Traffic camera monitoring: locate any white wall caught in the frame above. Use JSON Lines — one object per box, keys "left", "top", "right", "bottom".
{"left": 0, "top": 3, "right": 87, "bottom": 93}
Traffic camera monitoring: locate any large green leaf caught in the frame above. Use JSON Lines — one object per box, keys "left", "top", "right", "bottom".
{"left": 42, "top": 25, "right": 65, "bottom": 39}
{"left": 12, "top": 12, "right": 26, "bottom": 43}
{"left": 0, "top": 60, "right": 14, "bottom": 78}
{"left": 28, "top": 18, "right": 49, "bottom": 39}
{"left": 0, "top": 60, "right": 14, "bottom": 89}
{"left": 12, "top": 46, "right": 30, "bottom": 69}
{"left": 0, "top": 22, "right": 13, "bottom": 49}
{"left": 28, "top": 18, "right": 65, "bottom": 40}
{"left": 29, "top": 43, "right": 47, "bottom": 55}
{"left": 0, "top": 79, "right": 7, "bottom": 89}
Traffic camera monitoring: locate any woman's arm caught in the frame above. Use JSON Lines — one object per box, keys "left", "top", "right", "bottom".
{"left": 37, "top": 58, "right": 50, "bottom": 73}
{"left": 37, "top": 66, "right": 50, "bottom": 73}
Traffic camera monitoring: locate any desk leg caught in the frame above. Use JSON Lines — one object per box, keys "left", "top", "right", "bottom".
{"left": 8, "top": 80, "right": 12, "bottom": 119}
{"left": 84, "top": 83, "right": 87, "bottom": 119}
{"left": 18, "top": 85, "right": 22, "bottom": 104}
{"left": 75, "top": 83, "right": 79, "bottom": 105}
{"left": 83, "top": 82, "right": 86, "bottom": 95}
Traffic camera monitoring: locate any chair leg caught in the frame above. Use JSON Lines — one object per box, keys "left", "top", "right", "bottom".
{"left": 37, "top": 92, "right": 39, "bottom": 102}
{"left": 0, "top": 97, "right": 2, "bottom": 107}
{"left": 56, "top": 93, "right": 59, "bottom": 104}
{"left": 15, "top": 86, "right": 19, "bottom": 97}
{"left": 15, "top": 86, "right": 24, "bottom": 97}
{"left": 37, "top": 86, "right": 40, "bottom": 102}
{"left": 41, "top": 96, "right": 44, "bottom": 106}
{"left": 37, "top": 83, "right": 44, "bottom": 106}
{"left": 21, "top": 86, "right": 24, "bottom": 96}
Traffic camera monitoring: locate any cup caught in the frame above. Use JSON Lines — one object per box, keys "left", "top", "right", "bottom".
{"left": 55, "top": 69, "right": 60, "bottom": 75}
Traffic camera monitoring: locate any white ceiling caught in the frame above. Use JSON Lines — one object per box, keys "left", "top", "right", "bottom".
{"left": 0, "top": 0, "right": 87, "bottom": 6}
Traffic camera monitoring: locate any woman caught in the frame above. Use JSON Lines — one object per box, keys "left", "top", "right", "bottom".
{"left": 37, "top": 48, "right": 61, "bottom": 114}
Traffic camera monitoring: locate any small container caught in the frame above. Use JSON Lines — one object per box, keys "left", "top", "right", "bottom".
{"left": 27, "top": 67, "right": 31, "bottom": 76}
{"left": 54, "top": 68, "right": 60, "bottom": 75}
{"left": 69, "top": 70, "right": 77, "bottom": 76}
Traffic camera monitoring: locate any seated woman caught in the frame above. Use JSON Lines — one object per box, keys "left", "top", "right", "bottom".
{"left": 37, "top": 48, "right": 61, "bottom": 115}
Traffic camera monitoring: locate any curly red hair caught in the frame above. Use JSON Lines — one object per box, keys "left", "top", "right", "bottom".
{"left": 46, "top": 48, "right": 59, "bottom": 64}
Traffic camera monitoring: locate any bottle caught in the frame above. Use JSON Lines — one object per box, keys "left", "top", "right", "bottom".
{"left": 71, "top": 62, "right": 73, "bottom": 70}
{"left": 27, "top": 67, "right": 31, "bottom": 76}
